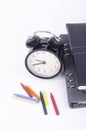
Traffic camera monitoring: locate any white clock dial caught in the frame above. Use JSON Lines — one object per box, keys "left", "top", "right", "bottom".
{"left": 25, "top": 50, "right": 61, "bottom": 78}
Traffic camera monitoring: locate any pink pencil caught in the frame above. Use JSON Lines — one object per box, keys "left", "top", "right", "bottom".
{"left": 50, "top": 93, "right": 60, "bottom": 115}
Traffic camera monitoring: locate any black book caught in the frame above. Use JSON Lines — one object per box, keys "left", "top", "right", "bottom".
{"left": 62, "top": 23, "right": 86, "bottom": 108}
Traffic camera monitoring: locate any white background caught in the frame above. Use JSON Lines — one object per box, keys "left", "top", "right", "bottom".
{"left": 0, "top": 0, "right": 86, "bottom": 129}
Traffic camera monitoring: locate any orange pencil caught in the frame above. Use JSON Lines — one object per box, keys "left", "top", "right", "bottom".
{"left": 21, "top": 83, "right": 40, "bottom": 100}
{"left": 25, "top": 85, "right": 41, "bottom": 100}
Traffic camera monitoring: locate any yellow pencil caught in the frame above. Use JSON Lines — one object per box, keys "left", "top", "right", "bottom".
{"left": 42, "top": 91, "right": 48, "bottom": 106}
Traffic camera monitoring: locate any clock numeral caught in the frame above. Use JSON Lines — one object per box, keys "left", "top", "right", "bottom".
{"left": 44, "top": 70, "right": 46, "bottom": 73}
{"left": 54, "top": 65, "right": 57, "bottom": 68}
{"left": 49, "top": 69, "right": 52, "bottom": 71}
{"left": 32, "top": 55, "right": 36, "bottom": 58}
{"left": 38, "top": 68, "right": 40, "bottom": 71}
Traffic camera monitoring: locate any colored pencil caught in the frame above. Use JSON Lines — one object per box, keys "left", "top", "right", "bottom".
{"left": 20, "top": 82, "right": 33, "bottom": 97}
{"left": 50, "top": 93, "right": 60, "bottom": 115}
{"left": 20, "top": 83, "right": 40, "bottom": 100}
{"left": 25, "top": 85, "right": 41, "bottom": 100}
{"left": 12, "top": 95, "right": 37, "bottom": 104}
{"left": 42, "top": 91, "right": 48, "bottom": 106}
{"left": 40, "top": 91, "right": 48, "bottom": 115}
{"left": 13, "top": 93, "right": 40, "bottom": 103}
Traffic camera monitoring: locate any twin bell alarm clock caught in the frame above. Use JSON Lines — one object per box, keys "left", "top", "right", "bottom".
{"left": 25, "top": 31, "right": 64, "bottom": 78}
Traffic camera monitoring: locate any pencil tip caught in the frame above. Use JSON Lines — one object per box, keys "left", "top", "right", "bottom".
{"left": 50, "top": 92, "right": 52, "bottom": 96}
{"left": 20, "top": 82, "right": 25, "bottom": 87}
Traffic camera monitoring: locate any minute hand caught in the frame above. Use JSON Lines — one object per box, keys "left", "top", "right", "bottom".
{"left": 32, "top": 62, "right": 46, "bottom": 66}
{"left": 35, "top": 59, "right": 45, "bottom": 63}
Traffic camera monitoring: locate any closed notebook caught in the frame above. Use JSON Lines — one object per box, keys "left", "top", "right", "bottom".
{"left": 63, "top": 23, "right": 86, "bottom": 108}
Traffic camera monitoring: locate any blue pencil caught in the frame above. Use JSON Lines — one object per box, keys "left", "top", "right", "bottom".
{"left": 13, "top": 93, "right": 40, "bottom": 103}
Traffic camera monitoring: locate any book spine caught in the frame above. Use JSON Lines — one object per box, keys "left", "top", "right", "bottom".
{"left": 63, "top": 43, "right": 78, "bottom": 108}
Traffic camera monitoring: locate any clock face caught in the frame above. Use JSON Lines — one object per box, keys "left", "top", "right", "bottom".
{"left": 25, "top": 50, "right": 61, "bottom": 78}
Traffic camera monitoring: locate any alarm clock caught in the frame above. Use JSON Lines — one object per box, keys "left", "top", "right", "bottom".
{"left": 25, "top": 31, "right": 64, "bottom": 78}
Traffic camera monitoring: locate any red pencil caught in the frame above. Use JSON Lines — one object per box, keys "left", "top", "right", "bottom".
{"left": 50, "top": 92, "right": 60, "bottom": 115}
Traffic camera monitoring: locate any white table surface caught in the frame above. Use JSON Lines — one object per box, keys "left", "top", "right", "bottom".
{"left": 0, "top": 0, "right": 86, "bottom": 129}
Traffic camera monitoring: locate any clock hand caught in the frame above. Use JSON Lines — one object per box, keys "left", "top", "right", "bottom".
{"left": 35, "top": 59, "right": 45, "bottom": 63}
{"left": 32, "top": 61, "right": 46, "bottom": 66}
